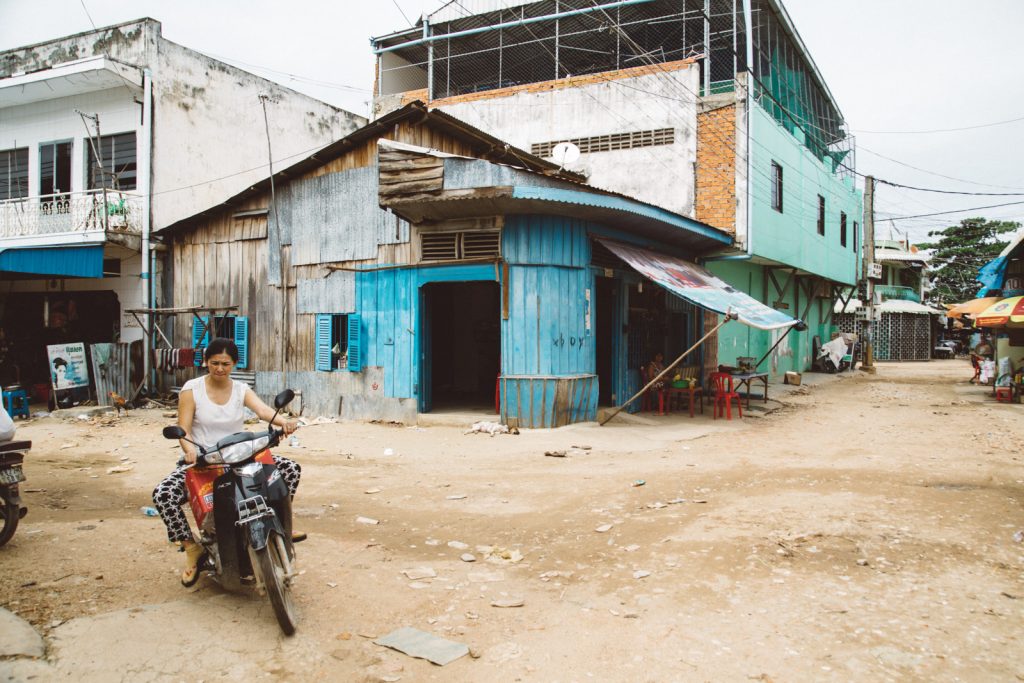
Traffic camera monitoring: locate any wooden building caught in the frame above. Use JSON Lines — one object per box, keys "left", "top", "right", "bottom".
{"left": 161, "top": 102, "right": 734, "bottom": 427}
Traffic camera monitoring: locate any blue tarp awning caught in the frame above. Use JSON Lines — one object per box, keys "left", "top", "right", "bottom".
{"left": 0, "top": 245, "right": 104, "bottom": 278}
{"left": 599, "top": 238, "right": 799, "bottom": 331}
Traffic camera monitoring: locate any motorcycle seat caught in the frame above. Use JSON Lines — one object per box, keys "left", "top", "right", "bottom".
{"left": 0, "top": 440, "right": 31, "bottom": 453}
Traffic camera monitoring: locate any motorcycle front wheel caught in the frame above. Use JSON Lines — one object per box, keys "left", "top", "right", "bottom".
{"left": 0, "top": 498, "right": 19, "bottom": 547}
{"left": 254, "top": 536, "right": 297, "bottom": 635}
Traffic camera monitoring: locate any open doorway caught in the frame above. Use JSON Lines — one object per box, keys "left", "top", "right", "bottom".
{"left": 595, "top": 276, "right": 617, "bottom": 405}
{"left": 421, "top": 281, "right": 500, "bottom": 412}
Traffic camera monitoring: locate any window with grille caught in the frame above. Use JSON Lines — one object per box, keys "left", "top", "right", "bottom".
{"left": 531, "top": 128, "right": 675, "bottom": 157}
{"left": 817, "top": 195, "right": 825, "bottom": 236}
{"left": 87, "top": 132, "right": 137, "bottom": 191}
{"left": 420, "top": 221, "right": 501, "bottom": 262}
{"left": 840, "top": 211, "right": 848, "bottom": 247}
{"left": 0, "top": 148, "right": 28, "bottom": 201}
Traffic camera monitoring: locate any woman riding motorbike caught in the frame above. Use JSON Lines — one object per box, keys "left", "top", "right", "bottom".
{"left": 152, "top": 337, "right": 301, "bottom": 586}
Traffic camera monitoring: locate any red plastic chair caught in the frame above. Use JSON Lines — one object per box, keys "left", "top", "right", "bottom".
{"left": 710, "top": 372, "right": 742, "bottom": 420}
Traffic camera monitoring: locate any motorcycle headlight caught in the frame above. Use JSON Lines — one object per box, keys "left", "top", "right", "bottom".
{"left": 218, "top": 435, "right": 271, "bottom": 464}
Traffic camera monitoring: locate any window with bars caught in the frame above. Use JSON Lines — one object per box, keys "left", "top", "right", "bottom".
{"left": 420, "top": 229, "right": 501, "bottom": 262}
{"left": 315, "top": 313, "right": 362, "bottom": 372}
{"left": 532, "top": 128, "right": 675, "bottom": 158}
{"left": 853, "top": 221, "right": 859, "bottom": 253}
{"left": 771, "top": 161, "right": 783, "bottom": 213}
{"left": 87, "top": 132, "right": 137, "bottom": 191}
{"left": 840, "top": 212, "right": 848, "bottom": 248}
{"left": 0, "top": 148, "right": 28, "bottom": 201}
{"left": 817, "top": 195, "right": 825, "bottom": 236}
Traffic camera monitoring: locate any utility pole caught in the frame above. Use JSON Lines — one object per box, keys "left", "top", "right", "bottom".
{"left": 862, "top": 175, "right": 876, "bottom": 373}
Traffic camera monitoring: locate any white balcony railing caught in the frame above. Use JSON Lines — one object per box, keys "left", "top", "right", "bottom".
{"left": 0, "top": 190, "right": 142, "bottom": 240}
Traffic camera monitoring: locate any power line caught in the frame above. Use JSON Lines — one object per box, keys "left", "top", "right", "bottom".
{"left": 858, "top": 145, "right": 1024, "bottom": 191}
{"left": 885, "top": 200, "right": 1024, "bottom": 221}
{"left": 391, "top": 0, "right": 414, "bottom": 26}
{"left": 876, "top": 178, "right": 1024, "bottom": 197}
{"left": 853, "top": 114, "right": 1024, "bottom": 135}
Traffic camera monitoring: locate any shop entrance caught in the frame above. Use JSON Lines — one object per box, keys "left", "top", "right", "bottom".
{"left": 627, "top": 284, "right": 697, "bottom": 379}
{"left": 595, "top": 276, "right": 617, "bottom": 405}
{"left": 0, "top": 290, "right": 120, "bottom": 392}
{"left": 420, "top": 281, "right": 500, "bottom": 413}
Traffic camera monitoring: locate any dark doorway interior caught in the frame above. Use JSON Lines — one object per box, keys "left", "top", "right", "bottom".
{"left": 627, "top": 284, "right": 697, "bottom": 375}
{"left": 424, "top": 281, "right": 500, "bottom": 411}
{"left": 595, "top": 276, "right": 616, "bottom": 405}
{"left": 0, "top": 290, "right": 119, "bottom": 391}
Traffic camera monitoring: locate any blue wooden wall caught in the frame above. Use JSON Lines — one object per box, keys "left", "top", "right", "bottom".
{"left": 502, "top": 215, "right": 595, "bottom": 378}
{"left": 355, "top": 263, "right": 498, "bottom": 400}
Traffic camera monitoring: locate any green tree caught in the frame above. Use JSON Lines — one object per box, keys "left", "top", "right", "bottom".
{"left": 919, "top": 217, "right": 1020, "bottom": 304}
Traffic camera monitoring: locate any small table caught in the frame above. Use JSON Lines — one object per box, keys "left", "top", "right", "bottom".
{"left": 664, "top": 386, "right": 704, "bottom": 417}
{"left": 730, "top": 372, "right": 769, "bottom": 409}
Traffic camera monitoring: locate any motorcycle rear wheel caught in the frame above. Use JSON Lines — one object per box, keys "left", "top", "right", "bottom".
{"left": 0, "top": 501, "right": 19, "bottom": 548}
{"left": 254, "top": 536, "right": 296, "bottom": 635}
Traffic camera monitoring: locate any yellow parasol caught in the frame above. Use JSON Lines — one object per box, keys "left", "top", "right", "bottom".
{"left": 946, "top": 296, "right": 1001, "bottom": 319}
{"left": 975, "top": 296, "right": 1024, "bottom": 328}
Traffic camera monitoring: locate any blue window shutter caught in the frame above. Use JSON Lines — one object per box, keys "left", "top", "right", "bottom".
{"left": 315, "top": 314, "right": 333, "bottom": 372}
{"left": 346, "top": 313, "right": 362, "bottom": 372}
{"left": 233, "top": 316, "right": 249, "bottom": 369}
{"left": 192, "top": 316, "right": 209, "bottom": 366}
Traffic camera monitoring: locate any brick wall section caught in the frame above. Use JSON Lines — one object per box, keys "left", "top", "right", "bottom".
{"left": 695, "top": 104, "right": 736, "bottom": 233}
{"left": 399, "top": 58, "right": 697, "bottom": 108}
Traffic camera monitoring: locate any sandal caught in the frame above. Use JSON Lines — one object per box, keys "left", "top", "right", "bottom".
{"left": 180, "top": 542, "right": 206, "bottom": 587}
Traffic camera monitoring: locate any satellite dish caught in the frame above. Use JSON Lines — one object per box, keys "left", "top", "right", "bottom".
{"left": 551, "top": 142, "right": 581, "bottom": 167}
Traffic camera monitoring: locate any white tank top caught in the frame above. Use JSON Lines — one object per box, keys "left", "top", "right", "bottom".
{"left": 182, "top": 377, "right": 249, "bottom": 449}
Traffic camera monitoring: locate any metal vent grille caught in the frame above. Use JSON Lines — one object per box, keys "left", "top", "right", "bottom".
{"left": 532, "top": 128, "right": 675, "bottom": 157}
{"left": 421, "top": 230, "right": 501, "bottom": 261}
{"left": 421, "top": 232, "right": 459, "bottom": 260}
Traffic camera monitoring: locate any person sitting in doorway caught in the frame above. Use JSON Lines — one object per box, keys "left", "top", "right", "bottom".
{"left": 646, "top": 352, "right": 669, "bottom": 414}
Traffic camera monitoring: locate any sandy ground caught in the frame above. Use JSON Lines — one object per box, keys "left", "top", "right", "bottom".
{"left": 0, "top": 360, "right": 1022, "bottom": 682}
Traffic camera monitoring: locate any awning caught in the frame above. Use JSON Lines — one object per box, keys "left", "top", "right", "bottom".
{"left": 598, "top": 238, "right": 799, "bottom": 330}
{"left": 0, "top": 245, "right": 104, "bottom": 278}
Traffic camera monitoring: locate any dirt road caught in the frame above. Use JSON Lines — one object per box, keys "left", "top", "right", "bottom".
{"left": 1, "top": 360, "right": 1022, "bottom": 682}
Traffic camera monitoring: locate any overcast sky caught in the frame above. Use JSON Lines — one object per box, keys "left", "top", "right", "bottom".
{"left": 3, "top": 0, "right": 1022, "bottom": 245}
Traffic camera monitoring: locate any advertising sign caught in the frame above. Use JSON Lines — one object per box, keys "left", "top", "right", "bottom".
{"left": 46, "top": 342, "right": 90, "bottom": 390}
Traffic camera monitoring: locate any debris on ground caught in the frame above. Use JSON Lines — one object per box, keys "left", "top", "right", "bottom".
{"left": 447, "top": 540, "right": 469, "bottom": 550}
{"left": 595, "top": 524, "right": 613, "bottom": 533}
{"left": 631, "top": 479, "right": 646, "bottom": 487}
{"left": 356, "top": 516, "right": 380, "bottom": 525}
{"left": 544, "top": 450, "right": 566, "bottom": 458}
{"left": 365, "top": 487, "right": 382, "bottom": 494}
{"left": 374, "top": 627, "right": 469, "bottom": 666}
{"left": 401, "top": 568, "right": 437, "bottom": 581}
{"left": 490, "top": 598, "right": 525, "bottom": 608}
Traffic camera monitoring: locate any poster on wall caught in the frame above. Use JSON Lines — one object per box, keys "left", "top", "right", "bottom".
{"left": 47, "top": 342, "right": 90, "bottom": 390}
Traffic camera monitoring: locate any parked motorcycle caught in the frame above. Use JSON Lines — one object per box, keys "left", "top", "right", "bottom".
{"left": 161, "top": 389, "right": 299, "bottom": 635}
{"left": 0, "top": 438, "right": 31, "bottom": 547}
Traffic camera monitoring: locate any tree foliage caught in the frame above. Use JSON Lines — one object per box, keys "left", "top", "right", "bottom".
{"left": 919, "top": 217, "right": 1020, "bottom": 304}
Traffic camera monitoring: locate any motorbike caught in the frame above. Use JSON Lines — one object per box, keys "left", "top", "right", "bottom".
{"left": 161, "top": 389, "right": 300, "bottom": 635}
{"left": 0, "top": 438, "right": 31, "bottom": 547}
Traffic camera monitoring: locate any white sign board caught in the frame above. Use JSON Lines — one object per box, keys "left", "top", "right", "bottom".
{"left": 47, "top": 342, "right": 90, "bottom": 390}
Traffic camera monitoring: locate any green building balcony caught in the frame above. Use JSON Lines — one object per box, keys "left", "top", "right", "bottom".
{"left": 877, "top": 285, "right": 921, "bottom": 303}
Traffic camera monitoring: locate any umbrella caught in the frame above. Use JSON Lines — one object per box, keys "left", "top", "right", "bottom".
{"left": 975, "top": 296, "right": 1024, "bottom": 327}
{"left": 946, "top": 296, "right": 1001, "bottom": 319}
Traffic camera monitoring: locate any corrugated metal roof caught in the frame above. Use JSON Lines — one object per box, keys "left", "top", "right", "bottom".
{"left": 834, "top": 298, "right": 942, "bottom": 315}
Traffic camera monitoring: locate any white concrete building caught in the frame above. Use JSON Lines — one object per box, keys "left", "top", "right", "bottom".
{"left": 0, "top": 19, "right": 363, "bottom": 391}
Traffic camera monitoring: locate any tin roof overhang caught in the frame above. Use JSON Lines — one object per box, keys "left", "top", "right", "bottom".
{"left": 385, "top": 184, "right": 732, "bottom": 254}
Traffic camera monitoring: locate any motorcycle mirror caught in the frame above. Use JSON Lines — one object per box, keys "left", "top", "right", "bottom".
{"left": 273, "top": 389, "right": 295, "bottom": 409}
{"left": 162, "top": 425, "right": 186, "bottom": 440}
